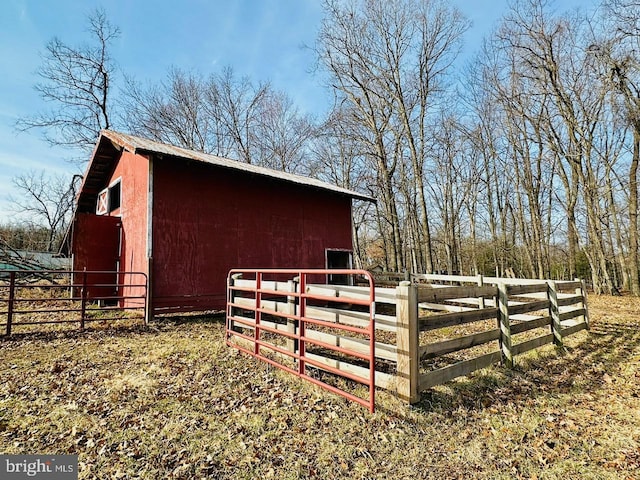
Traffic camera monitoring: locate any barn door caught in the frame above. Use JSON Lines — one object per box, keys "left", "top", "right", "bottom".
{"left": 72, "top": 213, "right": 122, "bottom": 299}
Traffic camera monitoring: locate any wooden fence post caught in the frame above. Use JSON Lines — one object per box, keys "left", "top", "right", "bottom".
{"left": 477, "top": 274, "right": 485, "bottom": 309}
{"left": 576, "top": 277, "right": 590, "bottom": 329}
{"left": 548, "top": 281, "right": 563, "bottom": 347}
{"left": 6, "top": 271, "right": 16, "bottom": 336}
{"left": 497, "top": 283, "right": 513, "bottom": 368}
{"left": 396, "top": 281, "right": 419, "bottom": 403}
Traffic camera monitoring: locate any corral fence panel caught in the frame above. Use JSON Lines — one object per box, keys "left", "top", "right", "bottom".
{"left": 226, "top": 269, "right": 382, "bottom": 412}
{"left": 0, "top": 269, "right": 148, "bottom": 335}
{"left": 226, "top": 270, "right": 590, "bottom": 409}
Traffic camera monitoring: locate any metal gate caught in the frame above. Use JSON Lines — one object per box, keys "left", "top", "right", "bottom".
{"left": 1, "top": 269, "right": 148, "bottom": 335}
{"left": 226, "top": 269, "right": 376, "bottom": 412}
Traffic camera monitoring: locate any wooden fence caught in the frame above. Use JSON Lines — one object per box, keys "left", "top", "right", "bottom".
{"left": 400, "top": 273, "right": 589, "bottom": 402}
{"left": 228, "top": 272, "right": 589, "bottom": 405}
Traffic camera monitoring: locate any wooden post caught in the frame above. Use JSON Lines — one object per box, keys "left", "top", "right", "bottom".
{"left": 497, "top": 283, "right": 513, "bottom": 368}
{"left": 287, "top": 278, "right": 298, "bottom": 353}
{"left": 6, "top": 271, "right": 15, "bottom": 336}
{"left": 576, "top": 277, "right": 590, "bottom": 329}
{"left": 477, "top": 274, "right": 485, "bottom": 309}
{"left": 548, "top": 281, "right": 563, "bottom": 347}
{"left": 396, "top": 281, "right": 419, "bottom": 403}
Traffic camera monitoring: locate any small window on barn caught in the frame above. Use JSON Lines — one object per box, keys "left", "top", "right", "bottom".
{"left": 96, "top": 188, "right": 109, "bottom": 215}
{"left": 108, "top": 180, "right": 121, "bottom": 212}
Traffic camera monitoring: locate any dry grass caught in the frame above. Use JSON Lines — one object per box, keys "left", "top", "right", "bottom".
{"left": 1, "top": 295, "right": 639, "bottom": 479}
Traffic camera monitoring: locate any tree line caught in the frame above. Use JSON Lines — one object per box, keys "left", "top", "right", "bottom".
{"left": 6, "top": 0, "right": 640, "bottom": 295}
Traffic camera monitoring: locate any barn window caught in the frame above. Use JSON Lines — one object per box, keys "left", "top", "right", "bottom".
{"left": 108, "top": 179, "right": 121, "bottom": 212}
{"left": 96, "top": 188, "right": 109, "bottom": 215}
{"left": 96, "top": 179, "right": 122, "bottom": 215}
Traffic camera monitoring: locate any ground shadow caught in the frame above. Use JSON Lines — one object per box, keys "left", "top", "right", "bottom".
{"left": 407, "top": 319, "right": 640, "bottom": 415}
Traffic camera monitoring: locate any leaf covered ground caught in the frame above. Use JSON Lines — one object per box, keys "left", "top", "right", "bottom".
{"left": 1, "top": 295, "right": 639, "bottom": 479}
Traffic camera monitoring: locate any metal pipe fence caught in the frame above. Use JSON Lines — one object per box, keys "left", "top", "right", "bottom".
{"left": 0, "top": 270, "right": 147, "bottom": 335}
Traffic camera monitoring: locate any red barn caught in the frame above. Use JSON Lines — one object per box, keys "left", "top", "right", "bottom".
{"left": 67, "top": 130, "right": 371, "bottom": 314}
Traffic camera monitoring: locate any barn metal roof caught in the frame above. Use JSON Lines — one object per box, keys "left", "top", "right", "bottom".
{"left": 75, "top": 130, "right": 373, "bottom": 212}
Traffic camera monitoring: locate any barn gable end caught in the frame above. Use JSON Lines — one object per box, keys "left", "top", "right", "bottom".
{"left": 69, "top": 130, "right": 372, "bottom": 314}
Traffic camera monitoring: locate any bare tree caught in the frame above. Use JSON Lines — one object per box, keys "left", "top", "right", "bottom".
{"left": 17, "top": 8, "right": 120, "bottom": 156}
{"left": 254, "top": 91, "right": 316, "bottom": 174}
{"left": 8, "top": 171, "right": 76, "bottom": 252}
{"left": 588, "top": 0, "right": 640, "bottom": 293}
{"left": 205, "top": 67, "right": 271, "bottom": 163}
{"left": 315, "top": 0, "right": 467, "bottom": 272}
{"left": 121, "top": 66, "right": 316, "bottom": 173}
{"left": 121, "top": 69, "right": 214, "bottom": 153}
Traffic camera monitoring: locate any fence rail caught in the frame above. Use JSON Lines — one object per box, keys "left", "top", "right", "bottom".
{"left": 400, "top": 274, "right": 589, "bottom": 401}
{"left": 0, "top": 270, "right": 148, "bottom": 335}
{"left": 228, "top": 271, "right": 590, "bottom": 408}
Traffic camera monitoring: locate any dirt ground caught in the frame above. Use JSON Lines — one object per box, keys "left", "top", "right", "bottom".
{"left": 1, "top": 294, "right": 639, "bottom": 479}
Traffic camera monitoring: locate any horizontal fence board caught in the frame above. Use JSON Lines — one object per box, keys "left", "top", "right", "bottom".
{"left": 413, "top": 273, "right": 482, "bottom": 283}
{"left": 233, "top": 279, "right": 257, "bottom": 289}
{"left": 445, "top": 297, "right": 487, "bottom": 307}
{"left": 230, "top": 296, "right": 292, "bottom": 313}
{"left": 419, "top": 328, "right": 500, "bottom": 358}
{"left": 305, "top": 305, "right": 396, "bottom": 332}
{"left": 508, "top": 299, "right": 550, "bottom": 315}
{"left": 510, "top": 315, "right": 551, "bottom": 334}
{"left": 305, "top": 352, "right": 395, "bottom": 390}
{"left": 483, "top": 277, "right": 547, "bottom": 285}
{"left": 417, "top": 285, "right": 497, "bottom": 303}
{"left": 557, "top": 295, "right": 583, "bottom": 307}
{"left": 512, "top": 333, "right": 554, "bottom": 355}
{"left": 228, "top": 314, "right": 257, "bottom": 328}
{"left": 507, "top": 284, "right": 549, "bottom": 295}
{"left": 306, "top": 284, "right": 396, "bottom": 305}
{"left": 419, "top": 350, "right": 503, "bottom": 390}
{"left": 562, "top": 321, "right": 588, "bottom": 336}
{"left": 232, "top": 296, "right": 257, "bottom": 309}
{"left": 559, "top": 308, "right": 585, "bottom": 322}
{"left": 419, "top": 307, "right": 498, "bottom": 332}
{"left": 229, "top": 316, "right": 292, "bottom": 335}
{"left": 259, "top": 280, "right": 294, "bottom": 293}
{"left": 418, "top": 302, "right": 476, "bottom": 313}
{"left": 305, "top": 328, "right": 396, "bottom": 362}
{"left": 228, "top": 330, "right": 394, "bottom": 390}
{"left": 510, "top": 313, "right": 544, "bottom": 321}
{"left": 556, "top": 281, "right": 582, "bottom": 292}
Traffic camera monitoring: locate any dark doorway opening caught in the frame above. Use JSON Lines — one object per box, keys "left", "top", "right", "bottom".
{"left": 326, "top": 249, "right": 352, "bottom": 285}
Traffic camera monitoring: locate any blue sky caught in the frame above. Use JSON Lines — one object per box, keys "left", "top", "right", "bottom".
{"left": 0, "top": 0, "right": 598, "bottom": 224}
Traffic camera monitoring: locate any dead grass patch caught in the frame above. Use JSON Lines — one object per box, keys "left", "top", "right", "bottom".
{"left": 1, "top": 296, "right": 639, "bottom": 479}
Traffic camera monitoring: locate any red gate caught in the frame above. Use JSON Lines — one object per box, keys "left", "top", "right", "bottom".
{"left": 226, "top": 269, "right": 376, "bottom": 412}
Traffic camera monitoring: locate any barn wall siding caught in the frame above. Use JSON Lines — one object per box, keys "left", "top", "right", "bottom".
{"left": 151, "top": 157, "right": 353, "bottom": 311}
{"left": 115, "top": 151, "right": 149, "bottom": 305}
{"left": 108, "top": 150, "right": 149, "bottom": 279}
